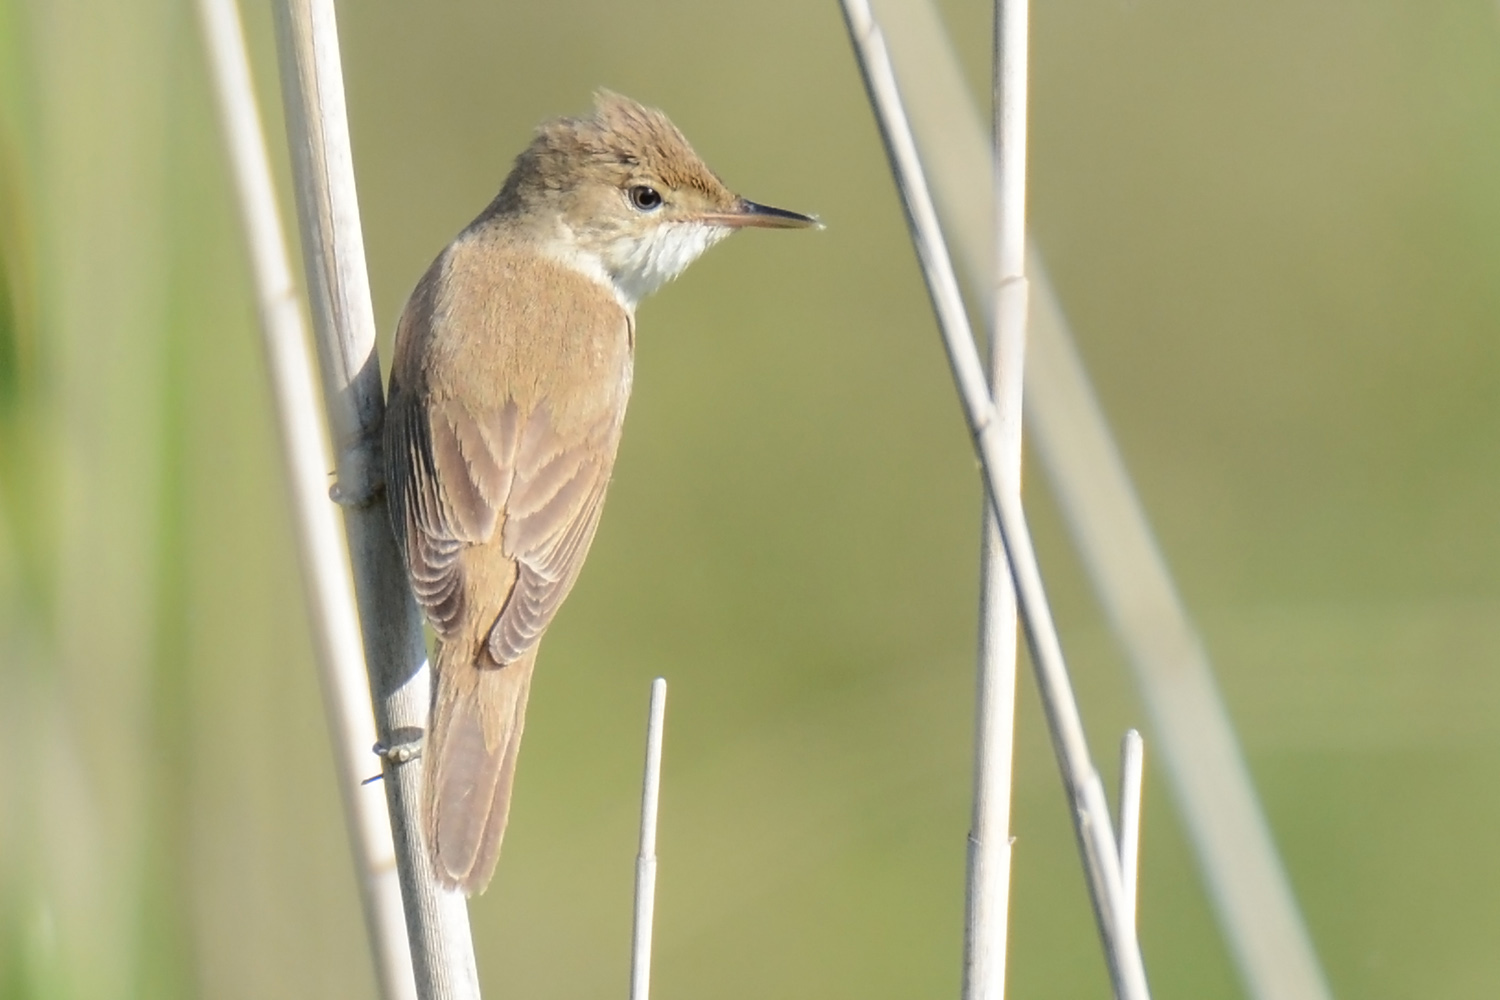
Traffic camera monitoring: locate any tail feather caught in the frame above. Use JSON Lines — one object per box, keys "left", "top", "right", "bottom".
{"left": 424, "top": 644, "right": 536, "bottom": 894}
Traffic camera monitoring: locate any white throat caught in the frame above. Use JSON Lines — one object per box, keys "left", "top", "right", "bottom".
{"left": 545, "top": 221, "right": 730, "bottom": 312}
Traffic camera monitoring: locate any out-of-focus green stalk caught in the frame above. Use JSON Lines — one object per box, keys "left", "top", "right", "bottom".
{"left": 13, "top": 1, "right": 174, "bottom": 997}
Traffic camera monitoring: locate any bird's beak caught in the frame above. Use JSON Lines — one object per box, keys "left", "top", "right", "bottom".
{"left": 701, "top": 197, "right": 822, "bottom": 230}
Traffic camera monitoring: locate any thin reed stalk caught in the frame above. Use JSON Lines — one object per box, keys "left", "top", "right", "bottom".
{"left": 963, "top": 0, "right": 1027, "bottom": 997}
{"left": 193, "top": 1, "right": 414, "bottom": 996}
{"left": 836, "top": 2, "right": 1149, "bottom": 996}
{"left": 1118, "top": 730, "right": 1145, "bottom": 930}
{"left": 630, "top": 679, "right": 668, "bottom": 1000}
{"left": 268, "top": 1, "right": 480, "bottom": 996}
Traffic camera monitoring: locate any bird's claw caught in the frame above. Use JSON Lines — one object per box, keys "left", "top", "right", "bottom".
{"left": 328, "top": 426, "right": 387, "bottom": 507}
{"left": 362, "top": 732, "right": 424, "bottom": 784}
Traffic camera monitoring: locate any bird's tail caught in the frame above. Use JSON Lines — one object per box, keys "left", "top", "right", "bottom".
{"left": 423, "top": 642, "right": 537, "bottom": 895}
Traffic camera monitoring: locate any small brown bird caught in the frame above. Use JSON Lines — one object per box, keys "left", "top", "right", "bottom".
{"left": 384, "top": 91, "right": 816, "bottom": 894}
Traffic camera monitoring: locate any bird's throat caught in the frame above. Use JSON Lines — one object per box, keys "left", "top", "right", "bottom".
{"left": 544, "top": 221, "right": 730, "bottom": 313}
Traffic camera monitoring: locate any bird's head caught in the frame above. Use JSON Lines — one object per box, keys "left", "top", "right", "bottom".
{"left": 492, "top": 90, "right": 818, "bottom": 308}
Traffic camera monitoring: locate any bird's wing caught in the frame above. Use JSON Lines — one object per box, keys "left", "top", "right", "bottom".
{"left": 386, "top": 388, "right": 621, "bottom": 665}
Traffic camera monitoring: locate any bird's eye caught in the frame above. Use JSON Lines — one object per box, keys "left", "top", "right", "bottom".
{"left": 628, "top": 185, "right": 663, "bottom": 211}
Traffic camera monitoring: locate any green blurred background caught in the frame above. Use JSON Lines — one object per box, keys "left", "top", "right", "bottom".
{"left": 3, "top": 0, "right": 1500, "bottom": 997}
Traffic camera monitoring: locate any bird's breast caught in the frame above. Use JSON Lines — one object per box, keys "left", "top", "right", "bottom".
{"left": 426, "top": 239, "right": 635, "bottom": 434}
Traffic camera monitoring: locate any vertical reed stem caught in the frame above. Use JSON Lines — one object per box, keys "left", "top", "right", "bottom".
{"left": 963, "top": 0, "right": 1028, "bottom": 997}
{"left": 630, "top": 679, "right": 668, "bottom": 1000}
{"left": 1118, "top": 730, "right": 1145, "bottom": 930}
{"left": 268, "top": 1, "right": 480, "bottom": 995}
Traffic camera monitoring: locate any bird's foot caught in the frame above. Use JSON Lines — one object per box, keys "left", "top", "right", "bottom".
{"left": 362, "top": 729, "right": 424, "bottom": 784}
{"left": 328, "top": 425, "right": 387, "bottom": 507}
{"left": 329, "top": 476, "right": 384, "bottom": 507}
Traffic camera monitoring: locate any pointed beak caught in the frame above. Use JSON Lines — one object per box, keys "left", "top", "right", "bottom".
{"left": 701, "top": 197, "right": 822, "bottom": 230}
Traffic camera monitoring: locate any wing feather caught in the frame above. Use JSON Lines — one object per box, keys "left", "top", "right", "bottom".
{"left": 388, "top": 395, "right": 468, "bottom": 638}
{"left": 489, "top": 470, "right": 610, "bottom": 663}
{"left": 387, "top": 382, "right": 624, "bottom": 664}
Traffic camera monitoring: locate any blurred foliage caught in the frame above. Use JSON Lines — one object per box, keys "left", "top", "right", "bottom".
{"left": 2, "top": 0, "right": 1500, "bottom": 999}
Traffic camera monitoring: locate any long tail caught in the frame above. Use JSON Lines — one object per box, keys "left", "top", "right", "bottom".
{"left": 423, "top": 642, "right": 537, "bottom": 894}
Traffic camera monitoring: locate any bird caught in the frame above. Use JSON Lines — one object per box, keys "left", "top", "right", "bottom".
{"left": 383, "top": 90, "right": 817, "bottom": 894}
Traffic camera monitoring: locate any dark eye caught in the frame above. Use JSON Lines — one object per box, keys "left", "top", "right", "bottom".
{"left": 628, "top": 185, "right": 663, "bottom": 211}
